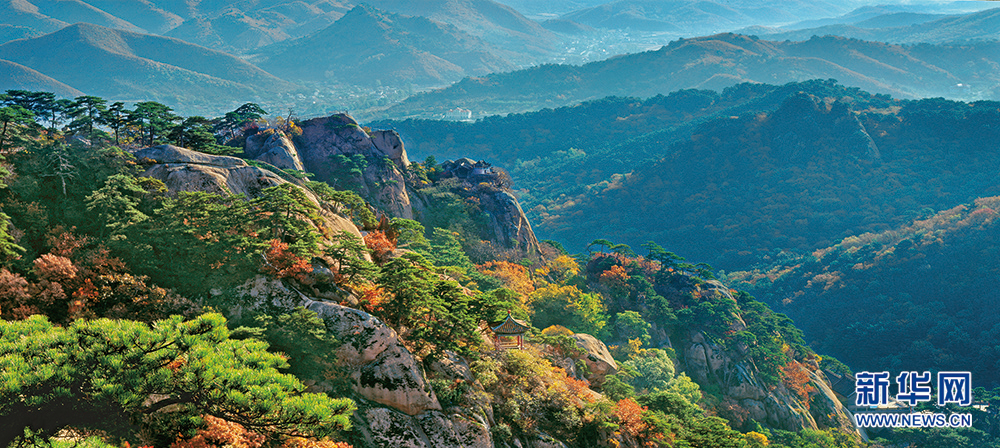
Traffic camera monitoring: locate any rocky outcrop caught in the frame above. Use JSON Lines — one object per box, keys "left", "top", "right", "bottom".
{"left": 479, "top": 190, "right": 541, "bottom": 254}
{"left": 136, "top": 145, "right": 246, "bottom": 168}
{"left": 571, "top": 333, "right": 617, "bottom": 387}
{"left": 240, "top": 118, "right": 542, "bottom": 257}
{"left": 354, "top": 406, "right": 492, "bottom": 448}
{"left": 669, "top": 278, "right": 861, "bottom": 437}
{"left": 305, "top": 299, "right": 440, "bottom": 416}
{"left": 371, "top": 129, "right": 409, "bottom": 170}
{"left": 295, "top": 114, "right": 414, "bottom": 219}
{"left": 232, "top": 276, "right": 493, "bottom": 447}
{"left": 136, "top": 144, "right": 362, "bottom": 240}
{"left": 244, "top": 131, "right": 305, "bottom": 171}
{"left": 409, "top": 178, "right": 542, "bottom": 256}
{"left": 136, "top": 145, "right": 285, "bottom": 198}
{"left": 235, "top": 276, "right": 439, "bottom": 415}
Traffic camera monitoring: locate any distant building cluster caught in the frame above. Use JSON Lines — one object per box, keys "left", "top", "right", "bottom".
{"left": 440, "top": 157, "right": 497, "bottom": 182}
{"left": 443, "top": 107, "right": 473, "bottom": 121}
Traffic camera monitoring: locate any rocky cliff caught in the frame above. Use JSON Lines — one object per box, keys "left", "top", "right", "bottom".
{"left": 478, "top": 190, "right": 541, "bottom": 255}
{"left": 135, "top": 144, "right": 361, "bottom": 240}
{"left": 244, "top": 115, "right": 413, "bottom": 219}
{"left": 232, "top": 275, "right": 495, "bottom": 448}
{"left": 244, "top": 114, "right": 540, "bottom": 255}
{"left": 659, "top": 278, "right": 861, "bottom": 438}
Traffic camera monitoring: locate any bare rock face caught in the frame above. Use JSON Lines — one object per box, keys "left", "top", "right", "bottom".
{"left": 371, "top": 129, "right": 409, "bottom": 169}
{"left": 480, "top": 191, "right": 541, "bottom": 254}
{"left": 571, "top": 333, "right": 617, "bottom": 386}
{"left": 137, "top": 145, "right": 286, "bottom": 198}
{"left": 136, "top": 144, "right": 246, "bottom": 168}
{"left": 232, "top": 276, "right": 494, "bottom": 447}
{"left": 245, "top": 131, "right": 305, "bottom": 171}
{"left": 808, "top": 369, "right": 867, "bottom": 441}
{"left": 234, "top": 277, "right": 441, "bottom": 415}
{"left": 304, "top": 299, "right": 441, "bottom": 416}
{"left": 355, "top": 407, "right": 492, "bottom": 448}
{"left": 295, "top": 114, "right": 413, "bottom": 218}
{"left": 359, "top": 407, "right": 426, "bottom": 448}
{"left": 136, "top": 144, "right": 363, "bottom": 241}
{"left": 429, "top": 350, "right": 476, "bottom": 383}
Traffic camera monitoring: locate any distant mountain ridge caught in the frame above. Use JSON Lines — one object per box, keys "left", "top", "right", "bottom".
{"left": 0, "top": 22, "right": 287, "bottom": 110}
{"left": 255, "top": 4, "right": 518, "bottom": 88}
{"left": 560, "top": 0, "right": 857, "bottom": 33}
{"left": 383, "top": 33, "right": 1000, "bottom": 119}
{"left": 754, "top": 6, "right": 1000, "bottom": 44}
{"left": 0, "top": 0, "right": 555, "bottom": 60}
{"left": 0, "top": 58, "right": 83, "bottom": 97}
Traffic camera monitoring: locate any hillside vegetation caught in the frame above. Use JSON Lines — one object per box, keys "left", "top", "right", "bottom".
{"left": 0, "top": 88, "right": 892, "bottom": 448}
{"left": 379, "top": 81, "right": 1000, "bottom": 399}
{"left": 383, "top": 34, "right": 1000, "bottom": 119}
{"left": 755, "top": 7, "right": 1000, "bottom": 44}
{"left": 727, "top": 197, "right": 1000, "bottom": 386}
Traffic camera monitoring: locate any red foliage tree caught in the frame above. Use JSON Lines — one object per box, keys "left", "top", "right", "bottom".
{"left": 781, "top": 360, "right": 816, "bottom": 408}
{"left": 33, "top": 253, "right": 77, "bottom": 282}
{"left": 262, "top": 239, "right": 312, "bottom": 282}
{"left": 363, "top": 231, "right": 395, "bottom": 263}
{"left": 170, "top": 415, "right": 265, "bottom": 448}
{"left": 614, "top": 398, "right": 648, "bottom": 438}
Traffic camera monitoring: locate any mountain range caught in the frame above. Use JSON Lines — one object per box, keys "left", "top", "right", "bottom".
{"left": 559, "top": 0, "right": 857, "bottom": 34}
{"left": 0, "top": 22, "right": 287, "bottom": 111}
{"left": 377, "top": 81, "right": 1000, "bottom": 388}
{"left": 751, "top": 6, "right": 1000, "bottom": 44}
{"left": 383, "top": 32, "right": 1000, "bottom": 119}
{"left": 253, "top": 5, "right": 518, "bottom": 88}
{"left": 0, "top": 0, "right": 556, "bottom": 58}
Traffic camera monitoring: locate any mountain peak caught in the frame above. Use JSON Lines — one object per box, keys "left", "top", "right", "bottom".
{"left": 57, "top": 22, "right": 133, "bottom": 55}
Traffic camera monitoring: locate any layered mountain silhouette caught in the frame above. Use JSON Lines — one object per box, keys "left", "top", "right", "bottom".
{"left": 560, "top": 0, "right": 855, "bottom": 34}
{"left": 362, "top": 0, "right": 557, "bottom": 60}
{"left": 0, "top": 0, "right": 181, "bottom": 35}
{"left": 0, "top": 0, "right": 555, "bottom": 60}
{"left": 255, "top": 5, "right": 517, "bottom": 87}
{"left": 753, "top": 7, "right": 1000, "bottom": 44}
{"left": 0, "top": 59, "right": 82, "bottom": 97}
{"left": 0, "top": 22, "right": 287, "bottom": 108}
{"left": 385, "top": 33, "right": 1000, "bottom": 119}
{"left": 164, "top": 1, "right": 350, "bottom": 54}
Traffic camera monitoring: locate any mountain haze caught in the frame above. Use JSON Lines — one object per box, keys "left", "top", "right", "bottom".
{"left": 384, "top": 33, "right": 1000, "bottom": 119}
{"left": 164, "top": 1, "right": 350, "bottom": 53}
{"left": 256, "top": 5, "right": 517, "bottom": 87}
{"left": 755, "top": 7, "right": 1000, "bottom": 44}
{"left": 0, "top": 58, "right": 83, "bottom": 97}
{"left": 0, "top": 22, "right": 288, "bottom": 109}
{"left": 561, "top": 0, "right": 855, "bottom": 33}
{"left": 364, "top": 0, "right": 558, "bottom": 61}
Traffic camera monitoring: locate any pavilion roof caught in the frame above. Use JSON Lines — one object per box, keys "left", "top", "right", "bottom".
{"left": 490, "top": 313, "right": 530, "bottom": 334}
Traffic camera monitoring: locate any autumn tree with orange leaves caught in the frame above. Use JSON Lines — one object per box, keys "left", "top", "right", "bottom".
{"left": 781, "top": 360, "right": 816, "bottom": 408}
